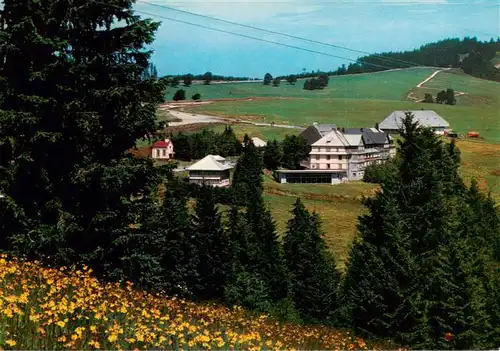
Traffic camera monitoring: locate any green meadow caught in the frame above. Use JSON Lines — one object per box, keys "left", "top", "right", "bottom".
{"left": 160, "top": 68, "right": 500, "bottom": 261}
{"left": 187, "top": 69, "right": 500, "bottom": 142}
{"left": 165, "top": 67, "right": 435, "bottom": 101}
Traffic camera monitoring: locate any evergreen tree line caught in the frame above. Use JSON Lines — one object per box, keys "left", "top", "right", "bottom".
{"left": 166, "top": 73, "right": 256, "bottom": 86}
{"left": 342, "top": 113, "right": 500, "bottom": 349}
{"left": 263, "top": 71, "right": 329, "bottom": 90}
{"left": 1, "top": 2, "right": 499, "bottom": 349}
{"left": 263, "top": 73, "right": 298, "bottom": 86}
{"left": 276, "top": 37, "right": 500, "bottom": 82}
{"left": 344, "top": 37, "right": 500, "bottom": 81}
{"left": 170, "top": 127, "right": 242, "bottom": 161}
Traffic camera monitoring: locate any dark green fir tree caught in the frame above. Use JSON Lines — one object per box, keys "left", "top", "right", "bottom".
{"left": 284, "top": 199, "right": 341, "bottom": 323}
{"left": 342, "top": 173, "right": 416, "bottom": 339}
{"left": 263, "top": 139, "right": 283, "bottom": 171}
{"left": 232, "top": 134, "right": 264, "bottom": 204}
{"left": 245, "top": 195, "right": 288, "bottom": 303}
{"left": 0, "top": 0, "right": 165, "bottom": 281}
{"left": 189, "top": 186, "right": 231, "bottom": 300}
{"left": 224, "top": 205, "right": 272, "bottom": 311}
{"left": 409, "top": 237, "right": 491, "bottom": 350}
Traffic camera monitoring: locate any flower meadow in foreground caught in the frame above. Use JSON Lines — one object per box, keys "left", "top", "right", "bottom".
{"left": 0, "top": 255, "right": 391, "bottom": 350}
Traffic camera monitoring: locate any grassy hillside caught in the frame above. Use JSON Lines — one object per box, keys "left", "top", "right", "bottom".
{"left": 0, "top": 256, "right": 396, "bottom": 350}
{"left": 190, "top": 97, "right": 500, "bottom": 142}
{"left": 185, "top": 69, "right": 500, "bottom": 142}
{"left": 165, "top": 68, "right": 435, "bottom": 101}
{"left": 158, "top": 68, "right": 499, "bottom": 267}
{"left": 411, "top": 69, "right": 500, "bottom": 107}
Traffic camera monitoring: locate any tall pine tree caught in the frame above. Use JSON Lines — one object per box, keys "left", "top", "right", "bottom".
{"left": 189, "top": 185, "right": 230, "bottom": 300}
{"left": 343, "top": 112, "right": 496, "bottom": 348}
{"left": 232, "top": 134, "right": 264, "bottom": 204}
{"left": 0, "top": 0, "right": 165, "bottom": 280}
{"left": 410, "top": 237, "right": 491, "bottom": 350}
{"left": 224, "top": 205, "right": 272, "bottom": 311}
{"left": 263, "top": 139, "right": 283, "bottom": 171}
{"left": 342, "top": 172, "right": 416, "bottom": 338}
{"left": 244, "top": 195, "right": 288, "bottom": 303}
{"left": 143, "top": 177, "right": 194, "bottom": 295}
{"left": 284, "top": 199, "right": 341, "bottom": 324}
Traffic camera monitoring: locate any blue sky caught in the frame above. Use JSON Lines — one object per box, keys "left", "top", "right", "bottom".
{"left": 135, "top": 0, "right": 499, "bottom": 78}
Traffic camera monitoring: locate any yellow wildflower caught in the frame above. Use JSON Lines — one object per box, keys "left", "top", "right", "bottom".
{"left": 88, "top": 340, "right": 100, "bottom": 349}
{"left": 56, "top": 320, "right": 66, "bottom": 328}
{"left": 108, "top": 333, "right": 119, "bottom": 343}
{"left": 4, "top": 307, "right": 13, "bottom": 318}
{"left": 6, "top": 339, "right": 16, "bottom": 347}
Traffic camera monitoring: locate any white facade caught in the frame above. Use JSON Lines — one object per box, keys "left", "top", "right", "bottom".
{"left": 186, "top": 155, "right": 234, "bottom": 187}
{"left": 302, "top": 128, "right": 395, "bottom": 181}
{"left": 151, "top": 139, "right": 174, "bottom": 160}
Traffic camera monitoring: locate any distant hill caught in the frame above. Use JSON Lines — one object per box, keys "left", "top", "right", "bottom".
{"left": 347, "top": 37, "right": 500, "bottom": 81}
{"left": 276, "top": 37, "right": 500, "bottom": 83}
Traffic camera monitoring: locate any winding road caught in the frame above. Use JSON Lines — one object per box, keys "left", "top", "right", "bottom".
{"left": 168, "top": 110, "right": 304, "bottom": 130}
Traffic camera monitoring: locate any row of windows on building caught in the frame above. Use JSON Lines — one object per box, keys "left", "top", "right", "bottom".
{"left": 190, "top": 179, "right": 228, "bottom": 185}
{"left": 312, "top": 163, "right": 344, "bottom": 169}
{"left": 314, "top": 153, "right": 384, "bottom": 161}
{"left": 315, "top": 155, "right": 345, "bottom": 161}
{"left": 312, "top": 159, "right": 382, "bottom": 170}
{"left": 312, "top": 147, "right": 361, "bottom": 153}
{"left": 189, "top": 171, "right": 230, "bottom": 177}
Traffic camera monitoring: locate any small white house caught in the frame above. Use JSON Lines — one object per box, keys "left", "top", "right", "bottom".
{"left": 186, "top": 155, "right": 234, "bottom": 187}
{"left": 151, "top": 138, "right": 174, "bottom": 160}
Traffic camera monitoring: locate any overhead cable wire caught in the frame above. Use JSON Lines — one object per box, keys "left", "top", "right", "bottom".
{"left": 137, "top": 0, "right": 423, "bottom": 69}
{"left": 97, "top": 5, "right": 425, "bottom": 73}
{"left": 90, "top": 0, "right": 454, "bottom": 82}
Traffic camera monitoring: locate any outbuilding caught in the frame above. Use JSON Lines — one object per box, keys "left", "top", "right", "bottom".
{"left": 379, "top": 110, "right": 450, "bottom": 135}
{"left": 151, "top": 139, "right": 174, "bottom": 160}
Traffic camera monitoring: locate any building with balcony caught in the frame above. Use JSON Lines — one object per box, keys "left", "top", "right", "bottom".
{"left": 186, "top": 155, "right": 234, "bottom": 187}
{"left": 278, "top": 124, "right": 396, "bottom": 184}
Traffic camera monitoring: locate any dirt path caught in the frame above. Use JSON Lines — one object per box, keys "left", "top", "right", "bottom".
{"left": 408, "top": 68, "right": 466, "bottom": 103}
{"left": 168, "top": 110, "right": 304, "bottom": 131}
{"left": 416, "top": 68, "right": 450, "bottom": 88}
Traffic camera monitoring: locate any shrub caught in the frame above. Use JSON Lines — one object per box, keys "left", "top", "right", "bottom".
{"left": 363, "top": 160, "right": 397, "bottom": 184}
{"left": 173, "top": 89, "right": 186, "bottom": 101}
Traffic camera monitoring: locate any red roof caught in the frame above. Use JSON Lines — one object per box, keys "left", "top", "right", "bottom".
{"left": 152, "top": 140, "right": 171, "bottom": 148}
